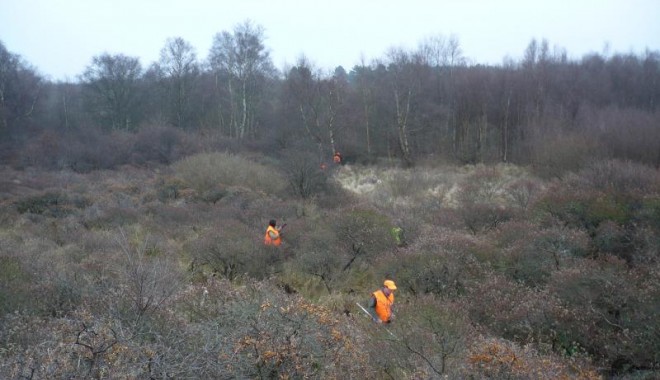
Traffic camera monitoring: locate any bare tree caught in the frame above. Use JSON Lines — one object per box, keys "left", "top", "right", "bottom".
{"left": 353, "top": 60, "right": 376, "bottom": 156}
{"left": 114, "top": 229, "right": 181, "bottom": 325}
{"left": 0, "top": 41, "right": 42, "bottom": 135}
{"left": 384, "top": 48, "right": 423, "bottom": 166}
{"left": 156, "top": 37, "right": 200, "bottom": 129}
{"left": 208, "top": 20, "right": 275, "bottom": 139}
{"left": 284, "top": 57, "right": 345, "bottom": 161}
{"left": 81, "top": 53, "right": 142, "bottom": 130}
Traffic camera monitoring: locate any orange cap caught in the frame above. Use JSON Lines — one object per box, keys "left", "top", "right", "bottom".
{"left": 384, "top": 280, "right": 397, "bottom": 290}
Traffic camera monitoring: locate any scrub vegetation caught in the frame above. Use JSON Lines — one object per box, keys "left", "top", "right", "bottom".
{"left": 1, "top": 24, "right": 659, "bottom": 379}
{"left": 1, "top": 157, "right": 657, "bottom": 379}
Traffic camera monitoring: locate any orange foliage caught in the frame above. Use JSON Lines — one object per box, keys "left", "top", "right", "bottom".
{"left": 468, "top": 337, "right": 602, "bottom": 380}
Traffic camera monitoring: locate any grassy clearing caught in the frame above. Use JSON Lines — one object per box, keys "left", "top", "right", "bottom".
{"left": 335, "top": 162, "right": 537, "bottom": 208}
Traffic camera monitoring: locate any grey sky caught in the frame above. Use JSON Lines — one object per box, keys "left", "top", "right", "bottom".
{"left": 1, "top": 0, "right": 659, "bottom": 81}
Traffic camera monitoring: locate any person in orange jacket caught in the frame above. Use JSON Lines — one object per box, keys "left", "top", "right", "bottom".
{"left": 333, "top": 151, "right": 342, "bottom": 164}
{"left": 264, "top": 219, "right": 282, "bottom": 246}
{"left": 368, "top": 279, "right": 397, "bottom": 323}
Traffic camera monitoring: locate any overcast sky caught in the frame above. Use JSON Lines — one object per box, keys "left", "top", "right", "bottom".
{"left": 1, "top": 0, "right": 659, "bottom": 81}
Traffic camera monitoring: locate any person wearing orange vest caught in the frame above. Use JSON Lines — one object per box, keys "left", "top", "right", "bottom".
{"left": 264, "top": 219, "right": 282, "bottom": 246}
{"left": 333, "top": 151, "right": 342, "bottom": 164}
{"left": 368, "top": 279, "right": 397, "bottom": 323}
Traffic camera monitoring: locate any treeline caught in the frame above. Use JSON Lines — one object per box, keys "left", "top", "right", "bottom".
{"left": 1, "top": 21, "right": 659, "bottom": 172}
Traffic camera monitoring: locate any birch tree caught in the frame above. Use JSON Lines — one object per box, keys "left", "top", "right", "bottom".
{"left": 208, "top": 20, "right": 275, "bottom": 139}
{"left": 385, "top": 48, "right": 421, "bottom": 166}
{"left": 156, "top": 37, "right": 199, "bottom": 129}
{"left": 284, "top": 57, "right": 345, "bottom": 161}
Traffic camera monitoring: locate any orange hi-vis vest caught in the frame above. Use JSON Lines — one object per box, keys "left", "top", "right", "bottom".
{"left": 264, "top": 225, "right": 281, "bottom": 246}
{"left": 372, "top": 289, "right": 394, "bottom": 322}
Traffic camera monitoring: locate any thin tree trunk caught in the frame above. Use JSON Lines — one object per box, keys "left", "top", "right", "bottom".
{"left": 62, "top": 91, "right": 69, "bottom": 130}
{"left": 239, "top": 80, "right": 248, "bottom": 139}
{"left": 365, "top": 103, "right": 371, "bottom": 155}
{"left": 395, "top": 88, "right": 413, "bottom": 166}
{"left": 502, "top": 94, "right": 510, "bottom": 162}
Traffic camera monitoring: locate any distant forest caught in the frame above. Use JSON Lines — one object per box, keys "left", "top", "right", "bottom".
{"left": 1, "top": 21, "right": 659, "bottom": 172}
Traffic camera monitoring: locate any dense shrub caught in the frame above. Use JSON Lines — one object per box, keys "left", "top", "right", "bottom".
{"left": 537, "top": 182, "right": 630, "bottom": 232}
{"left": 149, "top": 280, "right": 370, "bottom": 378}
{"left": 459, "top": 202, "right": 514, "bottom": 234}
{"left": 187, "top": 219, "right": 279, "bottom": 281}
{"left": 506, "top": 177, "right": 543, "bottom": 210}
{"left": 334, "top": 208, "right": 395, "bottom": 259}
{"left": 18, "top": 128, "right": 133, "bottom": 172}
{"left": 82, "top": 206, "right": 141, "bottom": 229}
{"left": 280, "top": 149, "right": 331, "bottom": 199}
{"left": 16, "top": 126, "right": 206, "bottom": 172}
{"left": 112, "top": 229, "right": 183, "bottom": 324}
{"left": 453, "top": 166, "right": 516, "bottom": 234}
{"left": 0, "top": 256, "right": 33, "bottom": 316}
{"left": 173, "top": 152, "right": 287, "bottom": 195}
{"left": 290, "top": 222, "right": 344, "bottom": 294}
{"left": 131, "top": 125, "right": 193, "bottom": 164}
{"left": 14, "top": 191, "right": 88, "bottom": 217}
{"left": 456, "top": 165, "right": 505, "bottom": 205}
{"left": 586, "top": 107, "right": 660, "bottom": 166}
{"left": 486, "top": 221, "right": 590, "bottom": 286}
{"left": 1, "top": 156, "right": 658, "bottom": 379}
{"left": 547, "top": 258, "right": 660, "bottom": 375}
{"left": 579, "top": 159, "right": 659, "bottom": 195}
{"left": 66, "top": 130, "right": 132, "bottom": 173}
{"left": 466, "top": 336, "right": 600, "bottom": 379}
{"left": 388, "top": 230, "right": 485, "bottom": 297}
{"left": 376, "top": 296, "right": 473, "bottom": 378}
{"left": 466, "top": 272, "right": 573, "bottom": 353}
{"left": 529, "top": 131, "right": 598, "bottom": 179}
{"left": 535, "top": 161, "right": 659, "bottom": 265}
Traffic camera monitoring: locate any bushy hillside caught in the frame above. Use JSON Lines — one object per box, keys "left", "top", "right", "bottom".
{"left": 0, "top": 155, "right": 658, "bottom": 379}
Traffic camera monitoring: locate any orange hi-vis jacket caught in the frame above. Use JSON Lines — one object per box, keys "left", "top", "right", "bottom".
{"left": 264, "top": 225, "right": 281, "bottom": 246}
{"left": 372, "top": 289, "right": 394, "bottom": 322}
